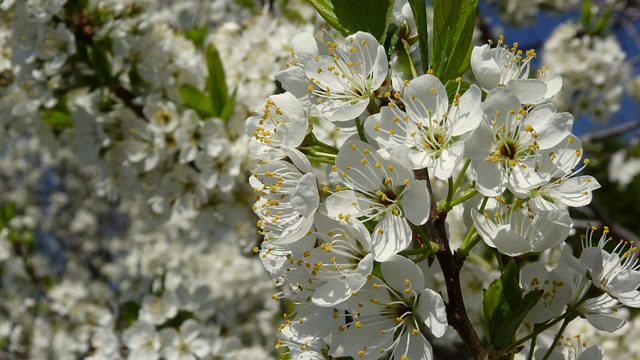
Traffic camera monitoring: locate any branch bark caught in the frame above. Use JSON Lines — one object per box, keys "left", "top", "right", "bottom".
{"left": 414, "top": 167, "right": 488, "bottom": 360}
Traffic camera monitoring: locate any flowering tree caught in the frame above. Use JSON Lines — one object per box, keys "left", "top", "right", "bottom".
{"left": 248, "top": 1, "right": 640, "bottom": 359}
{"left": 1, "top": 0, "right": 640, "bottom": 359}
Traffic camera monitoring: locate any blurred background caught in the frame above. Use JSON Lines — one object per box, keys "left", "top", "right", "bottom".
{"left": 0, "top": 0, "right": 639, "bottom": 358}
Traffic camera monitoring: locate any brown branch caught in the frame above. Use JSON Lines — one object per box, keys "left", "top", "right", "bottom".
{"left": 111, "top": 83, "right": 146, "bottom": 120}
{"left": 580, "top": 120, "right": 640, "bottom": 143}
{"left": 414, "top": 168, "right": 488, "bottom": 360}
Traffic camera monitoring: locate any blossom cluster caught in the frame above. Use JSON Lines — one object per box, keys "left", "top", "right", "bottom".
{"left": 247, "top": 13, "right": 639, "bottom": 358}
{"left": 542, "top": 21, "right": 629, "bottom": 122}
{"left": 0, "top": 0, "right": 321, "bottom": 359}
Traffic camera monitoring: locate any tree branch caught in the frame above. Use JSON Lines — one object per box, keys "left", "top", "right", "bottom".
{"left": 414, "top": 168, "right": 488, "bottom": 360}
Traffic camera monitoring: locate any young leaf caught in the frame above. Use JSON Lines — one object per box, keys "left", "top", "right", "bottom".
{"left": 41, "top": 110, "right": 72, "bottom": 128}
{"left": 89, "top": 42, "right": 113, "bottom": 85}
{"left": 432, "top": 0, "right": 478, "bottom": 83}
{"left": 179, "top": 84, "right": 214, "bottom": 118}
{"left": 305, "top": 0, "right": 348, "bottom": 35}
{"left": 185, "top": 26, "right": 209, "bottom": 48}
{"left": 408, "top": 0, "right": 429, "bottom": 73}
{"left": 220, "top": 87, "right": 238, "bottom": 121}
{"left": 445, "top": 79, "right": 471, "bottom": 104}
{"left": 206, "top": 43, "right": 228, "bottom": 117}
{"left": 331, "top": 0, "right": 394, "bottom": 41}
{"left": 483, "top": 261, "right": 543, "bottom": 351}
{"left": 581, "top": 0, "right": 592, "bottom": 29}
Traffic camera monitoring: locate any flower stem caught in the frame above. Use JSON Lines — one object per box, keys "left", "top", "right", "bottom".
{"left": 506, "top": 293, "right": 588, "bottom": 354}
{"left": 445, "top": 177, "right": 455, "bottom": 209}
{"left": 527, "top": 332, "right": 537, "bottom": 360}
{"left": 449, "top": 188, "right": 479, "bottom": 209}
{"left": 456, "top": 226, "right": 479, "bottom": 259}
{"left": 402, "top": 39, "right": 418, "bottom": 79}
{"left": 453, "top": 159, "right": 471, "bottom": 192}
{"left": 542, "top": 317, "right": 572, "bottom": 360}
{"left": 304, "top": 155, "right": 336, "bottom": 164}
{"left": 355, "top": 117, "right": 367, "bottom": 142}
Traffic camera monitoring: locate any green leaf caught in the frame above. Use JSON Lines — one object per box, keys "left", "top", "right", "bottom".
{"left": 234, "top": 0, "right": 257, "bottom": 10}
{"left": 384, "top": 23, "right": 401, "bottom": 58}
{"left": 483, "top": 261, "right": 543, "bottom": 351}
{"left": 305, "top": 0, "right": 348, "bottom": 35}
{"left": 88, "top": 42, "right": 113, "bottom": 84}
{"left": 495, "top": 289, "right": 543, "bottom": 350}
{"left": 180, "top": 84, "right": 214, "bottom": 118}
{"left": 121, "top": 301, "right": 141, "bottom": 327}
{"left": 445, "top": 79, "right": 471, "bottom": 104}
{"left": 592, "top": 7, "right": 612, "bottom": 35}
{"left": 331, "top": 0, "right": 394, "bottom": 41}
{"left": 408, "top": 0, "right": 430, "bottom": 73}
{"left": 184, "top": 26, "right": 209, "bottom": 48}
{"left": 206, "top": 43, "right": 228, "bottom": 117}
{"left": 457, "top": 43, "right": 474, "bottom": 76}
{"left": 220, "top": 87, "right": 237, "bottom": 121}
{"left": 128, "top": 64, "right": 148, "bottom": 93}
{"left": 41, "top": 110, "right": 72, "bottom": 128}
{"left": 432, "top": 0, "right": 478, "bottom": 83}
{"left": 2, "top": 202, "right": 16, "bottom": 221}
{"left": 581, "top": 0, "right": 592, "bottom": 29}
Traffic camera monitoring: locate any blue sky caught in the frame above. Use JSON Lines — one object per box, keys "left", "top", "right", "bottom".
{"left": 477, "top": 0, "right": 640, "bottom": 137}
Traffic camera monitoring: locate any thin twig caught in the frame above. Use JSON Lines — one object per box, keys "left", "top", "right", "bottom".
{"left": 580, "top": 120, "right": 640, "bottom": 143}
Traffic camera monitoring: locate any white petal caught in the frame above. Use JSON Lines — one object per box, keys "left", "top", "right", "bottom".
{"left": 371, "top": 214, "right": 412, "bottom": 262}
{"left": 506, "top": 79, "right": 547, "bottom": 105}
{"left": 275, "top": 67, "right": 312, "bottom": 103}
{"left": 450, "top": 84, "right": 483, "bottom": 136}
{"left": 400, "top": 180, "right": 430, "bottom": 225}
{"left": 483, "top": 87, "right": 521, "bottom": 127}
{"left": 319, "top": 190, "right": 374, "bottom": 220}
{"left": 525, "top": 103, "right": 573, "bottom": 149}
{"left": 584, "top": 312, "right": 626, "bottom": 332}
{"left": 492, "top": 228, "right": 534, "bottom": 256}
{"left": 464, "top": 121, "right": 494, "bottom": 160}
{"left": 433, "top": 142, "right": 464, "bottom": 180}
{"left": 380, "top": 254, "right": 425, "bottom": 294}
{"left": 393, "top": 331, "right": 432, "bottom": 360}
{"left": 292, "top": 32, "right": 320, "bottom": 61}
{"left": 291, "top": 173, "right": 319, "bottom": 217}
{"left": 471, "top": 44, "right": 501, "bottom": 90}
{"left": 404, "top": 74, "right": 448, "bottom": 120}
{"left": 312, "top": 280, "right": 352, "bottom": 307}
{"left": 472, "top": 160, "right": 507, "bottom": 197}
{"left": 417, "top": 288, "right": 448, "bottom": 337}
{"left": 336, "top": 140, "right": 384, "bottom": 193}
{"left": 551, "top": 176, "right": 600, "bottom": 207}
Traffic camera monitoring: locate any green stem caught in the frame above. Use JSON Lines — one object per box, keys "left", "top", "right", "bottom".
{"left": 449, "top": 188, "right": 479, "bottom": 209}
{"left": 478, "top": 196, "right": 489, "bottom": 213}
{"left": 402, "top": 39, "right": 418, "bottom": 78}
{"left": 445, "top": 177, "right": 455, "bottom": 210}
{"left": 300, "top": 148, "right": 338, "bottom": 160}
{"left": 466, "top": 253, "right": 493, "bottom": 272}
{"left": 399, "top": 247, "right": 431, "bottom": 256}
{"left": 307, "top": 133, "right": 339, "bottom": 154}
{"left": 304, "top": 155, "right": 336, "bottom": 164}
{"left": 542, "top": 317, "right": 572, "bottom": 360}
{"left": 367, "top": 97, "right": 380, "bottom": 114}
{"left": 494, "top": 248, "right": 504, "bottom": 271}
{"left": 456, "top": 227, "right": 479, "bottom": 259}
{"left": 412, "top": 252, "right": 431, "bottom": 263}
{"left": 527, "top": 327, "right": 538, "bottom": 360}
{"left": 355, "top": 117, "right": 367, "bottom": 142}
{"left": 506, "top": 292, "right": 590, "bottom": 354}
{"left": 453, "top": 159, "right": 471, "bottom": 191}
